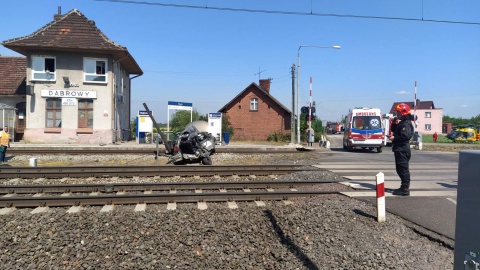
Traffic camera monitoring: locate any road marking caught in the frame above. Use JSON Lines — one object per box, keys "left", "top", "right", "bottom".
{"left": 341, "top": 190, "right": 457, "bottom": 197}
{"left": 316, "top": 161, "right": 458, "bottom": 198}
{"left": 314, "top": 164, "right": 457, "bottom": 169}
{"left": 446, "top": 198, "right": 457, "bottom": 204}
{"left": 329, "top": 169, "right": 455, "bottom": 173}
{"left": 344, "top": 175, "right": 457, "bottom": 181}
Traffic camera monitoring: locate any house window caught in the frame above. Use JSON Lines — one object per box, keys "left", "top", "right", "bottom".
{"left": 425, "top": 124, "right": 431, "bottom": 130}
{"left": 425, "top": 112, "right": 432, "bottom": 118}
{"left": 78, "top": 99, "right": 94, "bottom": 128}
{"left": 84, "top": 58, "right": 107, "bottom": 83}
{"left": 250, "top": 98, "right": 258, "bottom": 111}
{"left": 32, "top": 56, "right": 56, "bottom": 81}
{"left": 46, "top": 98, "right": 62, "bottom": 128}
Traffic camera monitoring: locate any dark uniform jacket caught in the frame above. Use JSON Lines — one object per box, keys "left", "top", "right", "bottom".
{"left": 392, "top": 115, "right": 414, "bottom": 152}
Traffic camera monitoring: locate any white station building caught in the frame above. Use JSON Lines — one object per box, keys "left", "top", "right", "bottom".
{"left": 1, "top": 8, "right": 143, "bottom": 144}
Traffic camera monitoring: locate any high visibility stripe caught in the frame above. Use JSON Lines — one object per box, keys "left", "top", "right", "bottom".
{"left": 376, "top": 182, "right": 385, "bottom": 198}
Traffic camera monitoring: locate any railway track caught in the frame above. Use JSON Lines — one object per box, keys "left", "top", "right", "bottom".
{"left": 0, "top": 164, "right": 317, "bottom": 179}
{"left": 0, "top": 180, "right": 338, "bottom": 208}
{"left": 8, "top": 148, "right": 302, "bottom": 155}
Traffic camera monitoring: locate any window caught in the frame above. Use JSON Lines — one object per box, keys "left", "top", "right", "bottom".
{"left": 32, "top": 56, "right": 56, "bottom": 81}
{"left": 353, "top": 116, "right": 381, "bottom": 130}
{"left": 425, "top": 112, "right": 432, "bottom": 118}
{"left": 250, "top": 98, "right": 258, "bottom": 111}
{"left": 78, "top": 99, "right": 94, "bottom": 128}
{"left": 84, "top": 58, "right": 107, "bottom": 83}
{"left": 425, "top": 124, "right": 431, "bottom": 130}
{"left": 46, "top": 98, "right": 62, "bottom": 128}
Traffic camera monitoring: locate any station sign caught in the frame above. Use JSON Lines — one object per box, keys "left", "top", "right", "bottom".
{"left": 41, "top": 89, "right": 97, "bottom": 99}
{"left": 168, "top": 101, "right": 193, "bottom": 111}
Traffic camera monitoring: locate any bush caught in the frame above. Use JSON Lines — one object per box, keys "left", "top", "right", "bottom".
{"left": 267, "top": 131, "right": 290, "bottom": 142}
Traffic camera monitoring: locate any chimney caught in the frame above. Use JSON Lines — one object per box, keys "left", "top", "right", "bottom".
{"left": 54, "top": 6, "right": 62, "bottom": 21}
{"left": 259, "top": 78, "right": 272, "bottom": 94}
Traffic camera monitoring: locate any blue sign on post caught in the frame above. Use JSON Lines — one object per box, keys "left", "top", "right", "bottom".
{"left": 137, "top": 110, "right": 153, "bottom": 143}
{"left": 167, "top": 101, "right": 193, "bottom": 110}
{"left": 167, "top": 101, "right": 193, "bottom": 132}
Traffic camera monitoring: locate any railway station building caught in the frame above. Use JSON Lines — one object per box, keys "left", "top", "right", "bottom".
{"left": 1, "top": 8, "right": 143, "bottom": 144}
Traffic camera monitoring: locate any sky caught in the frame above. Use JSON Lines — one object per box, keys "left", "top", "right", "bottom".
{"left": 1, "top": 0, "right": 479, "bottom": 123}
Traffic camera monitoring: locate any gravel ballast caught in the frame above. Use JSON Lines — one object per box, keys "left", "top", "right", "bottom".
{"left": 0, "top": 150, "right": 454, "bottom": 269}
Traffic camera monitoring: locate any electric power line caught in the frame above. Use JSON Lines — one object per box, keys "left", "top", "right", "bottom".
{"left": 94, "top": 0, "right": 480, "bottom": 26}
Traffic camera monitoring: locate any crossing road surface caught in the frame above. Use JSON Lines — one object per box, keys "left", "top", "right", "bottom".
{"left": 315, "top": 148, "right": 458, "bottom": 246}
{"left": 314, "top": 162, "right": 457, "bottom": 197}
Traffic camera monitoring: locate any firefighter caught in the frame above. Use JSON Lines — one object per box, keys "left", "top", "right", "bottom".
{"left": 389, "top": 103, "right": 414, "bottom": 196}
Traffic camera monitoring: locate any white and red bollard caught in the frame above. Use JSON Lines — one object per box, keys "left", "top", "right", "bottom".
{"left": 376, "top": 172, "right": 386, "bottom": 222}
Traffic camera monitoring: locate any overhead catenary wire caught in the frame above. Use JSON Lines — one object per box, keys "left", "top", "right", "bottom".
{"left": 94, "top": 0, "right": 480, "bottom": 26}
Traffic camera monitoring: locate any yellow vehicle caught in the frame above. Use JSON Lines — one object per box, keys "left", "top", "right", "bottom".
{"left": 446, "top": 124, "right": 479, "bottom": 143}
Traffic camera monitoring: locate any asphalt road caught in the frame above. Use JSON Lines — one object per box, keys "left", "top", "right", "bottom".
{"left": 317, "top": 134, "right": 460, "bottom": 247}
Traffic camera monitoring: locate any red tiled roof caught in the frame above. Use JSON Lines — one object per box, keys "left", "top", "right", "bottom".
{"left": 218, "top": 82, "right": 292, "bottom": 115}
{"left": 389, "top": 101, "right": 436, "bottom": 114}
{"left": 0, "top": 56, "right": 26, "bottom": 95}
{"left": 2, "top": 9, "right": 142, "bottom": 75}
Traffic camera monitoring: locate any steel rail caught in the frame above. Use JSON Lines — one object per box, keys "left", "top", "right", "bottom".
{"left": 0, "top": 190, "right": 339, "bottom": 208}
{"left": 8, "top": 148, "right": 301, "bottom": 155}
{"left": 0, "top": 180, "right": 332, "bottom": 194}
{"left": 0, "top": 165, "right": 317, "bottom": 179}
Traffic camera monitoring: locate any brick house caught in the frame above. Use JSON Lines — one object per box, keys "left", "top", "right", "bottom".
{"left": 389, "top": 101, "right": 442, "bottom": 135}
{"left": 0, "top": 56, "right": 27, "bottom": 141}
{"left": 1, "top": 8, "right": 143, "bottom": 144}
{"left": 218, "top": 79, "right": 292, "bottom": 140}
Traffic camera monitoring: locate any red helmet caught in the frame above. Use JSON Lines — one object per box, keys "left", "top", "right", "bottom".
{"left": 394, "top": 103, "right": 411, "bottom": 116}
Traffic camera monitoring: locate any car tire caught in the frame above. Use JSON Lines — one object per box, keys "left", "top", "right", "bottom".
{"left": 201, "top": 156, "right": 212, "bottom": 165}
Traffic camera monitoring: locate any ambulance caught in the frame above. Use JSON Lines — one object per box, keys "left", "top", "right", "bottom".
{"left": 342, "top": 107, "right": 384, "bottom": 153}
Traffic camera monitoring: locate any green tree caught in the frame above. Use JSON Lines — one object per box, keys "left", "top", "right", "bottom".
{"left": 443, "top": 114, "right": 480, "bottom": 127}
{"left": 169, "top": 109, "right": 201, "bottom": 133}
{"left": 311, "top": 118, "right": 325, "bottom": 133}
{"left": 130, "top": 118, "right": 137, "bottom": 138}
{"left": 222, "top": 114, "right": 234, "bottom": 136}
{"left": 199, "top": 114, "right": 208, "bottom": 121}
{"left": 298, "top": 113, "right": 325, "bottom": 140}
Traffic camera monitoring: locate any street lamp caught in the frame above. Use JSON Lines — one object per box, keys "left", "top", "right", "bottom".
{"left": 296, "top": 45, "right": 341, "bottom": 144}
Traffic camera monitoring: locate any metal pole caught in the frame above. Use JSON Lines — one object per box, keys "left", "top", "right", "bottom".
{"left": 296, "top": 47, "right": 301, "bottom": 144}
{"left": 143, "top": 103, "right": 172, "bottom": 154}
{"left": 295, "top": 45, "right": 340, "bottom": 145}
{"left": 308, "top": 77, "right": 313, "bottom": 146}
{"left": 413, "top": 81, "right": 417, "bottom": 130}
{"left": 291, "top": 64, "right": 296, "bottom": 144}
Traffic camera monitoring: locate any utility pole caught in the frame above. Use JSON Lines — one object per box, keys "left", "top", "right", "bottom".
{"left": 291, "top": 64, "right": 296, "bottom": 144}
